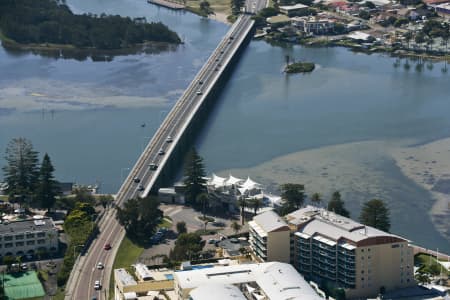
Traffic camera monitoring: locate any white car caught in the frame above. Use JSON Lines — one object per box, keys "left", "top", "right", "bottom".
{"left": 196, "top": 90, "right": 203, "bottom": 95}
{"left": 97, "top": 262, "right": 104, "bottom": 269}
{"left": 94, "top": 280, "right": 101, "bottom": 290}
{"left": 158, "top": 148, "right": 165, "bottom": 155}
{"left": 166, "top": 136, "right": 173, "bottom": 143}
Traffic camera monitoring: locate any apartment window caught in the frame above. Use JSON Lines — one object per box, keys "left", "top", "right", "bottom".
{"left": 15, "top": 242, "right": 24, "bottom": 247}
{"left": 391, "top": 244, "right": 399, "bottom": 248}
{"left": 15, "top": 234, "right": 24, "bottom": 240}
{"left": 37, "top": 239, "right": 45, "bottom": 244}
{"left": 5, "top": 243, "right": 13, "bottom": 248}
{"left": 26, "top": 233, "right": 35, "bottom": 239}
{"left": 361, "top": 249, "right": 364, "bottom": 252}
{"left": 361, "top": 270, "right": 364, "bottom": 274}
{"left": 368, "top": 256, "right": 371, "bottom": 259}
{"left": 4, "top": 236, "right": 13, "bottom": 241}
{"left": 26, "top": 241, "right": 35, "bottom": 245}
{"left": 37, "top": 232, "right": 45, "bottom": 238}
{"left": 368, "top": 248, "right": 371, "bottom": 252}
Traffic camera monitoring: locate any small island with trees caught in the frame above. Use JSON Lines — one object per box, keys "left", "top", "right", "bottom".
{"left": 0, "top": 0, "right": 181, "bottom": 56}
{"left": 285, "top": 61, "right": 315, "bottom": 73}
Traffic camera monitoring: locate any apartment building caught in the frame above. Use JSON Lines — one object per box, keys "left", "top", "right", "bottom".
{"left": 286, "top": 206, "right": 415, "bottom": 299}
{"left": 248, "top": 210, "right": 290, "bottom": 263}
{"left": 0, "top": 217, "right": 58, "bottom": 258}
{"left": 174, "top": 261, "right": 323, "bottom": 300}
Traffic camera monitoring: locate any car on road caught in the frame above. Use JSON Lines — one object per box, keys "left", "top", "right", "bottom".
{"left": 149, "top": 163, "right": 158, "bottom": 170}
{"left": 138, "top": 184, "right": 145, "bottom": 191}
{"left": 94, "top": 280, "right": 101, "bottom": 290}
{"left": 166, "top": 136, "right": 173, "bottom": 143}
{"left": 198, "top": 80, "right": 203, "bottom": 85}
{"left": 196, "top": 90, "right": 203, "bottom": 95}
{"left": 133, "top": 177, "right": 140, "bottom": 183}
{"left": 220, "top": 50, "right": 224, "bottom": 54}
{"left": 97, "top": 262, "right": 104, "bottom": 269}
{"left": 104, "top": 243, "right": 111, "bottom": 250}
{"left": 158, "top": 148, "right": 165, "bottom": 155}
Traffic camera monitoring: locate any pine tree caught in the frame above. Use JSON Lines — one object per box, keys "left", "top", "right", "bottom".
{"left": 2, "top": 138, "right": 39, "bottom": 204}
{"left": 327, "top": 191, "right": 350, "bottom": 218}
{"left": 359, "top": 199, "right": 390, "bottom": 232}
{"left": 36, "top": 153, "right": 60, "bottom": 211}
{"left": 183, "top": 148, "right": 207, "bottom": 206}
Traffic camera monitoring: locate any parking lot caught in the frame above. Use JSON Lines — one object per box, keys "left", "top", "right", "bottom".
{"left": 138, "top": 204, "right": 246, "bottom": 265}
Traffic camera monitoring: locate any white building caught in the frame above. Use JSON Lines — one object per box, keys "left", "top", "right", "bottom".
{"left": 0, "top": 217, "right": 59, "bottom": 258}
{"left": 248, "top": 210, "right": 291, "bottom": 263}
{"left": 174, "top": 261, "right": 323, "bottom": 300}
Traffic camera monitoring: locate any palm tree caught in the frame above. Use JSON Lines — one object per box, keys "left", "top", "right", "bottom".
{"left": 237, "top": 196, "right": 247, "bottom": 225}
{"left": 196, "top": 193, "right": 209, "bottom": 219}
{"left": 311, "top": 193, "right": 322, "bottom": 207}
{"left": 248, "top": 197, "right": 263, "bottom": 216}
{"left": 231, "top": 221, "right": 242, "bottom": 235}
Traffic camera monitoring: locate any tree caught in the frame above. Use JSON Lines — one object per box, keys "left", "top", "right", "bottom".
{"left": 199, "top": 1, "right": 214, "bottom": 15}
{"left": 311, "top": 193, "right": 321, "bottom": 207}
{"left": 359, "top": 199, "right": 390, "bottom": 232}
{"left": 248, "top": 197, "right": 263, "bottom": 216}
{"left": 237, "top": 197, "right": 247, "bottom": 225}
{"left": 183, "top": 148, "right": 207, "bottom": 206}
{"left": 280, "top": 183, "right": 305, "bottom": 212}
{"left": 116, "top": 196, "right": 162, "bottom": 239}
{"left": 35, "top": 153, "right": 60, "bottom": 211}
{"left": 196, "top": 192, "right": 209, "bottom": 219}
{"left": 358, "top": 10, "right": 371, "bottom": 20}
{"left": 231, "top": 221, "right": 242, "bottom": 235}
{"left": 415, "top": 272, "right": 430, "bottom": 285}
{"left": 327, "top": 191, "right": 350, "bottom": 217}
{"left": 2, "top": 138, "right": 39, "bottom": 205}
{"left": 176, "top": 221, "right": 187, "bottom": 234}
{"left": 170, "top": 233, "right": 203, "bottom": 261}
{"left": 73, "top": 186, "right": 94, "bottom": 204}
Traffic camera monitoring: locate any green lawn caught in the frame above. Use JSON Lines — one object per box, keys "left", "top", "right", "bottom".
{"left": 159, "top": 217, "right": 173, "bottom": 229}
{"left": 109, "top": 236, "right": 144, "bottom": 299}
{"left": 415, "top": 253, "right": 449, "bottom": 276}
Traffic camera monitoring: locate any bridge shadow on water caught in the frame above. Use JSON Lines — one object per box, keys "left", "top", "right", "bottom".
{"left": 151, "top": 26, "right": 255, "bottom": 193}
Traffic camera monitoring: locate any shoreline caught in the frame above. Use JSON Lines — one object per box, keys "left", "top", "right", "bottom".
{"left": 216, "top": 139, "right": 450, "bottom": 251}
{"left": 0, "top": 31, "right": 179, "bottom": 59}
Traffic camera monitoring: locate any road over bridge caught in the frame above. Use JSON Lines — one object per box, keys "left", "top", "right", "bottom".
{"left": 65, "top": 4, "right": 264, "bottom": 299}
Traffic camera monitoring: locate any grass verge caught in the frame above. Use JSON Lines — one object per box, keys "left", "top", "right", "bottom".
{"left": 109, "top": 236, "right": 144, "bottom": 299}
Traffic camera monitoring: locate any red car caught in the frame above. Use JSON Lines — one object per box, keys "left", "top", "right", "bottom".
{"left": 104, "top": 243, "right": 111, "bottom": 250}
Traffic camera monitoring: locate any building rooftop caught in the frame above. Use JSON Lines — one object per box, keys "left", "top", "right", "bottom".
{"left": 115, "top": 268, "right": 137, "bottom": 287}
{"left": 280, "top": 3, "right": 309, "bottom": 10}
{"left": 175, "top": 262, "right": 322, "bottom": 300}
{"left": 252, "top": 210, "right": 289, "bottom": 234}
{"left": 134, "top": 263, "right": 153, "bottom": 281}
{"left": 287, "top": 206, "right": 407, "bottom": 245}
{"left": 189, "top": 284, "right": 247, "bottom": 300}
{"left": 0, "top": 218, "right": 55, "bottom": 235}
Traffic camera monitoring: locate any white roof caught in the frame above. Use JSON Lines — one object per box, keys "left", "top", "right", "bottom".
{"left": 115, "top": 268, "right": 137, "bottom": 286}
{"left": 313, "top": 235, "right": 336, "bottom": 247}
{"left": 209, "top": 173, "right": 226, "bottom": 188}
{"left": 347, "top": 31, "right": 372, "bottom": 41}
{"left": 280, "top": 3, "right": 309, "bottom": 10}
{"left": 124, "top": 292, "right": 138, "bottom": 300}
{"left": 189, "top": 284, "right": 247, "bottom": 300}
{"left": 134, "top": 263, "right": 153, "bottom": 280}
{"left": 225, "top": 174, "right": 244, "bottom": 186}
{"left": 241, "top": 177, "right": 262, "bottom": 191}
{"left": 174, "top": 262, "right": 322, "bottom": 300}
{"left": 287, "top": 206, "right": 407, "bottom": 244}
{"left": 253, "top": 210, "right": 289, "bottom": 233}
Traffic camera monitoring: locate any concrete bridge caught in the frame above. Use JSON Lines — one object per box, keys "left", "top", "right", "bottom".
{"left": 65, "top": 8, "right": 262, "bottom": 300}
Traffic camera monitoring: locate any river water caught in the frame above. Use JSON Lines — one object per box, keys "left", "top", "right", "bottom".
{"left": 1, "top": 0, "right": 449, "bottom": 251}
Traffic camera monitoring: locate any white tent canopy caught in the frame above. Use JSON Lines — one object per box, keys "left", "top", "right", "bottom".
{"left": 241, "top": 177, "right": 262, "bottom": 191}
{"left": 226, "top": 174, "right": 244, "bottom": 186}
{"left": 209, "top": 173, "right": 226, "bottom": 188}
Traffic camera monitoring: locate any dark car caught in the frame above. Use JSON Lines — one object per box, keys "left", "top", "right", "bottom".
{"left": 104, "top": 243, "right": 111, "bottom": 250}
